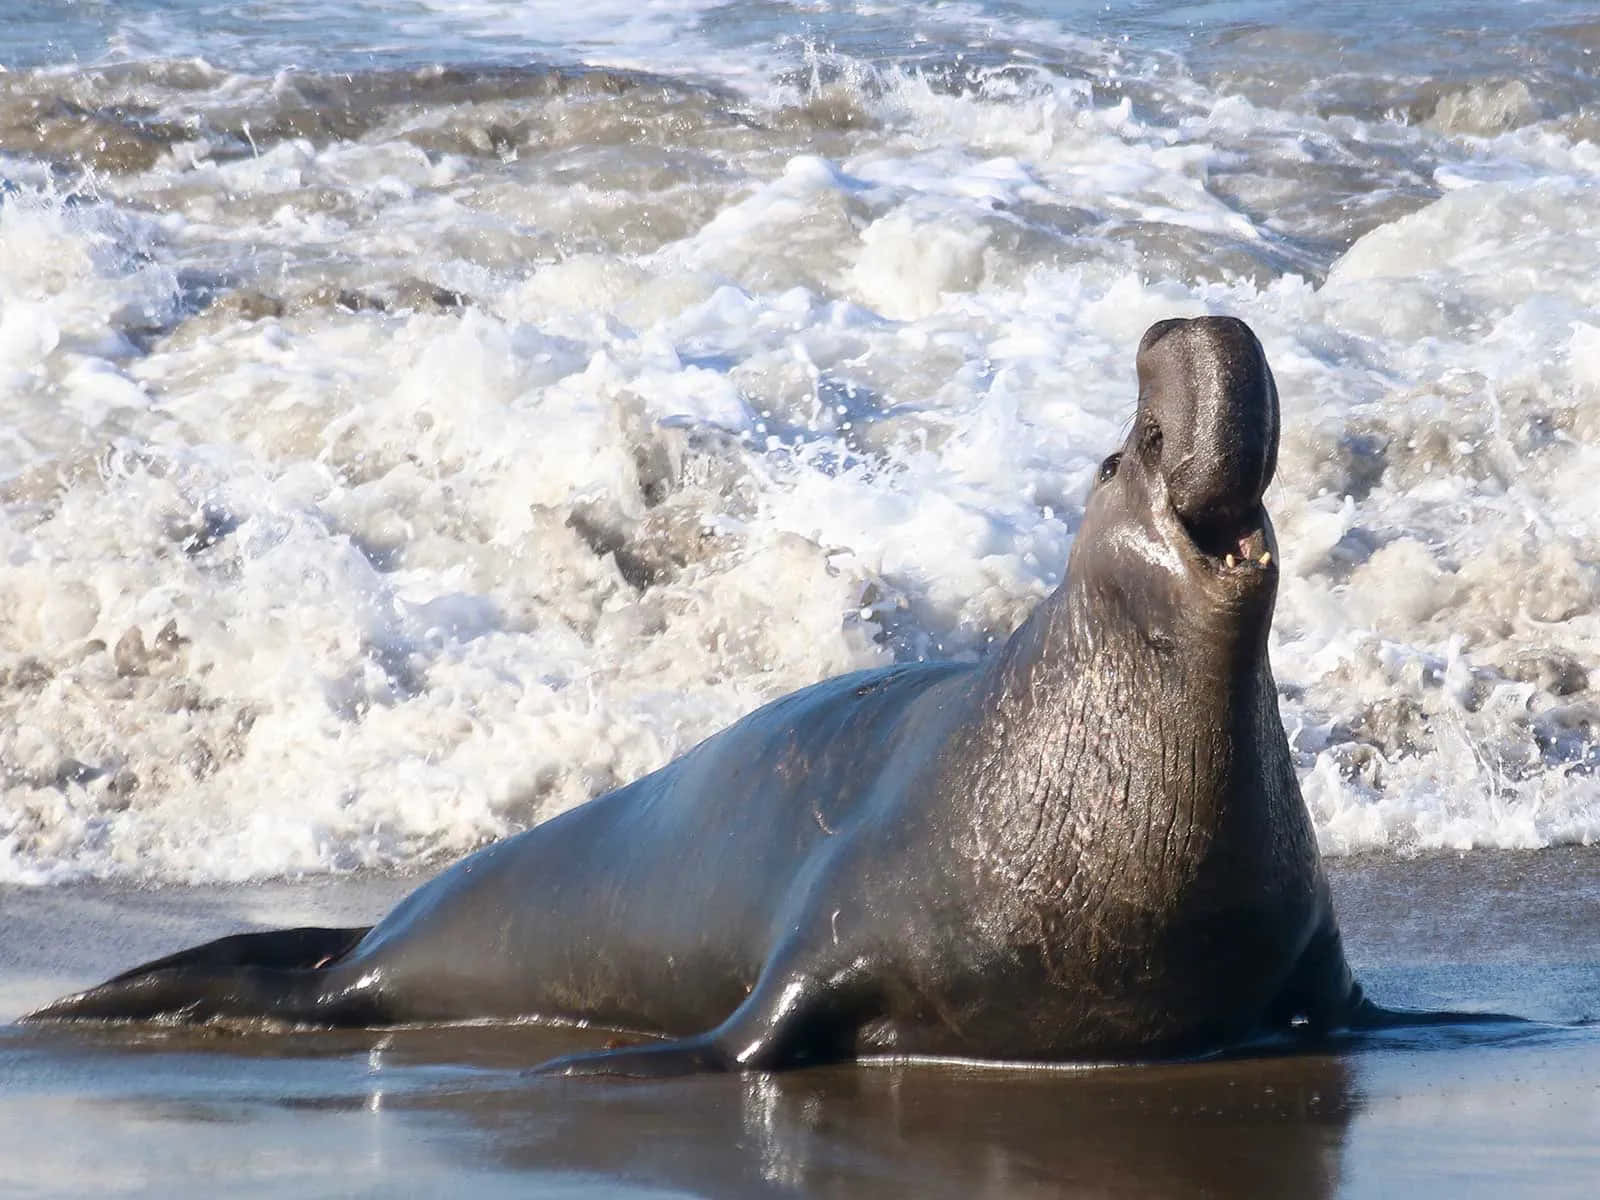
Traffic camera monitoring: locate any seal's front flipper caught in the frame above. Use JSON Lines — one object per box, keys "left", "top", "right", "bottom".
{"left": 531, "top": 947, "right": 877, "bottom": 1078}
{"left": 22, "top": 926, "right": 375, "bottom": 1025}
{"left": 1265, "top": 926, "right": 1528, "bottom": 1036}
{"left": 532, "top": 1033, "right": 732, "bottom": 1078}
{"left": 1346, "top": 999, "right": 1529, "bottom": 1030}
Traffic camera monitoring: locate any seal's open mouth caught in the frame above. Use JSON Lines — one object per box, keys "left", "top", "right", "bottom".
{"left": 1178, "top": 505, "right": 1274, "bottom": 574}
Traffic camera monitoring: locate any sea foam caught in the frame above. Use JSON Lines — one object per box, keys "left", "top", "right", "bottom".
{"left": 2, "top": 4, "right": 1598, "bottom": 882}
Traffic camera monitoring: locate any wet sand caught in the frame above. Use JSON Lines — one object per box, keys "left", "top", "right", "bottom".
{"left": 3, "top": 849, "right": 1598, "bottom": 1198}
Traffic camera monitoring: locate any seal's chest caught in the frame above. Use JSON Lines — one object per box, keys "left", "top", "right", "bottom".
{"left": 968, "top": 868, "right": 1319, "bottom": 1050}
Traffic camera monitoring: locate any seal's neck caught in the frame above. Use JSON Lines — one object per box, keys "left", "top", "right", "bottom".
{"left": 984, "top": 575, "right": 1271, "bottom": 728}
{"left": 962, "top": 577, "right": 1292, "bottom": 905}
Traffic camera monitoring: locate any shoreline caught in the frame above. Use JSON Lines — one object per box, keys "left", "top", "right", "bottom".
{"left": 3, "top": 844, "right": 1600, "bottom": 1200}
{"left": 3, "top": 847, "right": 1597, "bottom": 1197}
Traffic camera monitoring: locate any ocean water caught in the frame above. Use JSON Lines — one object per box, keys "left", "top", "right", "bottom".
{"left": 1, "top": 0, "right": 1598, "bottom": 884}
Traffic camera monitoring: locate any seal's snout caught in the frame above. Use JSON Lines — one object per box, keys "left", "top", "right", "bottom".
{"left": 1134, "top": 315, "right": 1279, "bottom": 564}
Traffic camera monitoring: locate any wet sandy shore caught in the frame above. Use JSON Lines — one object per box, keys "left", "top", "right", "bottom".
{"left": 3, "top": 849, "right": 1598, "bottom": 1198}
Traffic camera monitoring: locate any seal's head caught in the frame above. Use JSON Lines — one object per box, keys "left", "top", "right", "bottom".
{"left": 1071, "top": 316, "right": 1281, "bottom": 663}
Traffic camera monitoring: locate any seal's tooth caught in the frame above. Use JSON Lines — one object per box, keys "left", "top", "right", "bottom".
{"left": 1225, "top": 553, "right": 1236, "bottom": 568}
{"left": 1259, "top": 551, "right": 1272, "bottom": 566}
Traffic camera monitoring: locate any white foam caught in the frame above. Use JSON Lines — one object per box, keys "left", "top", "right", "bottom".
{"left": 3, "top": 5, "right": 1599, "bottom": 882}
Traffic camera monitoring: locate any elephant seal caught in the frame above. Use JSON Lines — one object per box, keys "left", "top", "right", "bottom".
{"left": 27, "top": 317, "right": 1473, "bottom": 1074}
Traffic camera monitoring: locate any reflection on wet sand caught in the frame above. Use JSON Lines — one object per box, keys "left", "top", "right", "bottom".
{"left": 5, "top": 854, "right": 1599, "bottom": 1197}
{"left": 387, "top": 1027, "right": 1357, "bottom": 1198}
{"left": 3, "top": 1019, "right": 1357, "bottom": 1197}
{"left": 9, "top": 990, "right": 1600, "bottom": 1196}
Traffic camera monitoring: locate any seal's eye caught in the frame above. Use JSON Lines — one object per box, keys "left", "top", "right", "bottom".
{"left": 1098, "top": 453, "right": 1121, "bottom": 483}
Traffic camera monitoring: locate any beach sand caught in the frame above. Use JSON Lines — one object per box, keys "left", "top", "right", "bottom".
{"left": 2, "top": 849, "right": 1597, "bottom": 1198}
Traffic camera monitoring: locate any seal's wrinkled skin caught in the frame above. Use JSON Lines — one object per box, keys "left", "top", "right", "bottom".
{"left": 30, "top": 318, "right": 1391, "bottom": 1074}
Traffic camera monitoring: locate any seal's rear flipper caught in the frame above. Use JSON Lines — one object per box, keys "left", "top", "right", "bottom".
{"left": 22, "top": 926, "right": 376, "bottom": 1025}
{"left": 102, "top": 926, "right": 372, "bottom": 981}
